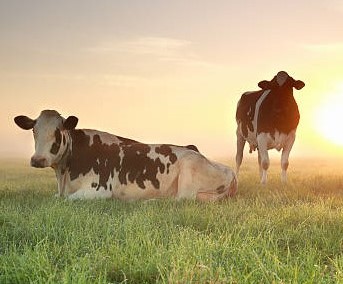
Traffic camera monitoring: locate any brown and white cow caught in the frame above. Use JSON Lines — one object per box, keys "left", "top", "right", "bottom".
{"left": 14, "top": 110, "right": 237, "bottom": 201}
{"left": 235, "top": 71, "right": 305, "bottom": 184}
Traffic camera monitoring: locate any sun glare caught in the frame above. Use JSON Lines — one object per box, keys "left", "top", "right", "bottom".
{"left": 315, "top": 93, "right": 343, "bottom": 146}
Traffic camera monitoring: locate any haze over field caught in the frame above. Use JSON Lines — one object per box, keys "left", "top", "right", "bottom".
{"left": 1, "top": 0, "right": 343, "bottom": 160}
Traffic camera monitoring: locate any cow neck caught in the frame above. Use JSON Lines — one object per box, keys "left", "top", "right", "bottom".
{"left": 60, "top": 130, "right": 72, "bottom": 170}
{"left": 52, "top": 130, "right": 72, "bottom": 196}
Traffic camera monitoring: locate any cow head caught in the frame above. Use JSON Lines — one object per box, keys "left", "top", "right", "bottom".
{"left": 14, "top": 110, "right": 78, "bottom": 168}
{"left": 258, "top": 71, "right": 305, "bottom": 91}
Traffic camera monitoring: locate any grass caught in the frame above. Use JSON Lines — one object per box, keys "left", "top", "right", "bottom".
{"left": 1, "top": 158, "right": 343, "bottom": 283}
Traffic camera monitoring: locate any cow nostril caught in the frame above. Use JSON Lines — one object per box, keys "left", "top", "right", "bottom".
{"left": 30, "top": 156, "right": 47, "bottom": 168}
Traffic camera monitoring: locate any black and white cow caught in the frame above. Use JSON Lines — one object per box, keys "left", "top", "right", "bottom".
{"left": 235, "top": 71, "right": 305, "bottom": 184}
{"left": 14, "top": 110, "right": 237, "bottom": 201}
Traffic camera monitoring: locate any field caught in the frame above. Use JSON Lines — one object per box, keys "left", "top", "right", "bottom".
{"left": 1, "top": 158, "right": 343, "bottom": 283}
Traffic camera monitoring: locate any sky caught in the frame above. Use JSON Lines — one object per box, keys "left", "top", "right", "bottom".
{"left": 1, "top": 0, "right": 343, "bottom": 160}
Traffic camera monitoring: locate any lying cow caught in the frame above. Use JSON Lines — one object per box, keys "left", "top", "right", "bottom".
{"left": 235, "top": 71, "right": 305, "bottom": 184}
{"left": 14, "top": 110, "right": 237, "bottom": 201}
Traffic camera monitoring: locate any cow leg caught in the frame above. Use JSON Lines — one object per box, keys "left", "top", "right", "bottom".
{"left": 257, "top": 134, "right": 269, "bottom": 184}
{"left": 55, "top": 169, "right": 67, "bottom": 197}
{"left": 259, "top": 149, "right": 269, "bottom": 185}
{"left": 235, "top": 132, "right": 246, "bottom": 177}
{"left": 280, "top": 133, "right": 296, "bottom": 183}
{"left": 196, "top": 176, "right": 237, "bottom": 201}
{"left": 258, "top": 151, "right": 263, "bottom": 179}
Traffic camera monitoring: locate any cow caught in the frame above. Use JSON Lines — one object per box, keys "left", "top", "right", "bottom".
{"left": 14, "top": 110, "right": 237, "bottom": 201}
{"left": 235, "top": 71, "right": 305, "bottom": 184}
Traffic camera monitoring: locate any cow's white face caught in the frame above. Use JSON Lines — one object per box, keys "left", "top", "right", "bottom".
{"left": 14, "top": 110, "right": 78, "bottom": 168}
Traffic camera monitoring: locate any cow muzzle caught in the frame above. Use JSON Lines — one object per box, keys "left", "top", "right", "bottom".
{"left": 30, "top": 156, "right": 48, "bottom": 168}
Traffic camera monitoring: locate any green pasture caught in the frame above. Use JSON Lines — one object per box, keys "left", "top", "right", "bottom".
{"left": 1, "top": 158, "right": 343, "bottom": 283}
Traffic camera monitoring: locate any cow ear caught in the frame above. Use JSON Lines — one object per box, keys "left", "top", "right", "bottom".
{"left": 14, "top": 115, "right": 35, "bottom": 130}
{"left": 294, "top": 80, "right": 305, "bottom": 90}
{"left": 258, "top": 80, "right": 272, "bottom": 90}
{"left": 63, "top": 116, "right": 78, "bottom": 130}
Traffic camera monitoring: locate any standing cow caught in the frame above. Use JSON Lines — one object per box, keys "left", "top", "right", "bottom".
{"left": 235, "top": 71, "right": 305, "bottom": 184}
{"left": 14, "top": 110, "right": 237, "bottom": 201}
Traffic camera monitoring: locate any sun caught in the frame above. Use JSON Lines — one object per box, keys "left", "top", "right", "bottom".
{"left": 315, "top": 93, "right": 343, "bottom": 146}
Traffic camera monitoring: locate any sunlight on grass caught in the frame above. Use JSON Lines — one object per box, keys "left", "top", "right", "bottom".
{"left": 1, "top": 158, "right": 343, "bottom": 283}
